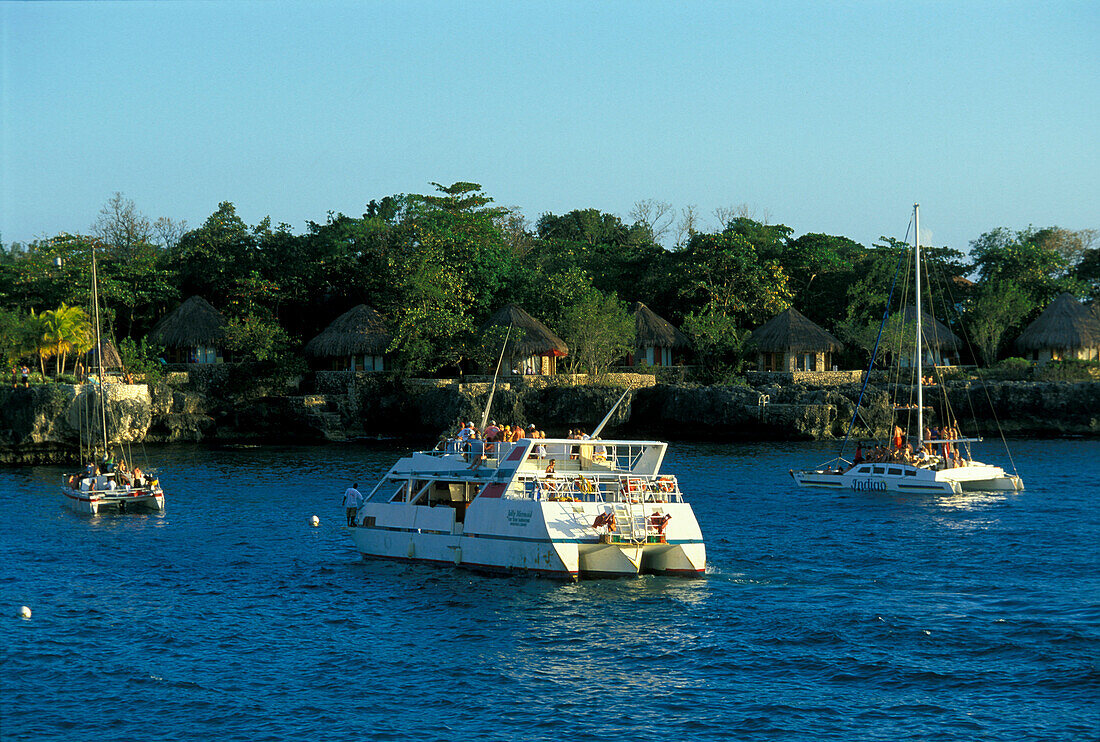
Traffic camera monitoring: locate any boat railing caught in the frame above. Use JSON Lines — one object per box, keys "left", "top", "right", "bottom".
{"left": 428, "top": 439, "right": 656, "bottom": 475}
{"left": 514, "top": 472, "right": 684, "bottom": 504}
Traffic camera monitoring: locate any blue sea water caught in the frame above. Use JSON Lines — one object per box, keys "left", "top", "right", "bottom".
{"left": 1, "top": 438, "right": 1098, "bottom": 741}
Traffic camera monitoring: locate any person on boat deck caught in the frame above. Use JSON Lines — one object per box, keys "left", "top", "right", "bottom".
{"left": 466, "top": 432, "right": 485, "bottom": 470}
{"left": 101, "top": 451, "right": 115, "bottom": 474}
{"left": 342, "top": 483, "right": 363, "bottom": 526}
{"left": 892, "top": 425, "right": 904, "bottom": 451}
{"left": 544, "top": 459, "right": 556, "bottom": 476}
{"left": 457, "top": 422, "right": 476, "bottom": 442}
{"left": 132, "top": 466, "right": 144, "bottom": 487}
{"left": 853, "top": 442, "right": 865, "bottom": 465}
{"left": 484, "top": 420, "right": 500, "bottom": 442}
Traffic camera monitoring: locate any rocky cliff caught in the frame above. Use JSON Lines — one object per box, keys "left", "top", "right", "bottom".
{"left": 2, "top": 374, "right": 1097, "bottom": 464}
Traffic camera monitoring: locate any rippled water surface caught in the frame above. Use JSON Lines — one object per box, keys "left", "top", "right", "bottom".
{"left": 2, "top": 439, "right": 1098, "bottom": 741}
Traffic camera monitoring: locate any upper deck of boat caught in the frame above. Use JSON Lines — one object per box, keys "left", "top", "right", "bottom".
{"left": 388, "top": 438, "right": 668, "bottom": 480}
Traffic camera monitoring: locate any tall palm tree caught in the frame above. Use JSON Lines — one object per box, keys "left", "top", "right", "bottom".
{"left": 40, "top": 303, "right": 92, "bottom": 377}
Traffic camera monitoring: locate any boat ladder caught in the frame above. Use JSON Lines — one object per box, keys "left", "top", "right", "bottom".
{"left": 611, "top": 501, "right": 647, "bottom": 544}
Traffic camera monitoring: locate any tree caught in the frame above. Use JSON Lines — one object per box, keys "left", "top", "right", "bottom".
{"left": 170, "top": 202, "right": 256, "bottom": 304}
{"left": 965, "top": 281, "right": 1033, "bottom": 365}
{"left": 681, "top": 308, "right": 749, "bottom": 383}
{"left": 40, "top": 303, "right": 92, "bottom": 376}
{"left": 629, "top": 199, "right": 673, "bottom": 246}
{"left": 92, "top": 192, "right": 153, "bottom": 257}
{"left": 557, "top": 289, "right": 634, "bottom": 376}
{"left": 674, "top": 226, "right": 793, "bottom": 326}
{"left": 969, "top": 226, "right": 1080, "bottom": 308}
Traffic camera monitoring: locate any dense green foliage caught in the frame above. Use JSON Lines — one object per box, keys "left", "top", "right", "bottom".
{"left": 1, "top": 188, "right": 1096, "bottom": 375}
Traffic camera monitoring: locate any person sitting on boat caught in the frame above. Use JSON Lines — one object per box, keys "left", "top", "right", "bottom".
{"left": 544, "top": 459, "right": 556, "bottom": 477}
{"left": 466, "top": 432, "right": 486, "bottom": 470}
{"left": 101, "top": 451, "right": 115, "bottom": 474}
{"left": 342, "top": 483, "right": 363, "bottom": 526}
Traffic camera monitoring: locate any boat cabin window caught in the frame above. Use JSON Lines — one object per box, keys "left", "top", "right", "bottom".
{"left": 872, "top": 466, "right": 884, "bottom": 474}
{"left": 369, "top": 480, "right": 407, "bottom": 502}
{"left": 858, "top": 466, "right": 871, "bottom": 473}
{"left": 888, "top": 468, "right": 902, "bottom": 476}
{"left": 904, "top": 469, "right": 917, "bottom": 476}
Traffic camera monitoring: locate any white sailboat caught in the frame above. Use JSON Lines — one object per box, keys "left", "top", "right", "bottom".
{"left": 792, "top": 204, "right": 1023, "bottom": 495}
{"left": 60, "top": 244, "right": 166, "bottom": 514}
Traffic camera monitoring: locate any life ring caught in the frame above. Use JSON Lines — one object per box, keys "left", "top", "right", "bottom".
{"left": 656, "top": 476, "right": 675, "bottom": 493}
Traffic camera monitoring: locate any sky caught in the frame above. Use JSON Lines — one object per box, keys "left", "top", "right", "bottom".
{"left": 1, "top": 1, "right": 1097, "bottom": 255}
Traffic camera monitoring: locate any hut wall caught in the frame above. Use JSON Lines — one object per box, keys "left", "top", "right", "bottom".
{"left": 1029, "top": 346, "right": 1100, "bottom": 364}
{"left": 759, "top": 351, "right": 829, "bottom": 372}
{"left": 165, "top": 345, "right": 222, "bottom": 364}
{"left": 348, "top": 354, "right": 386, "bottom": 372}
{"left": 632, "top": 346, "right": 671, "bottom": 367}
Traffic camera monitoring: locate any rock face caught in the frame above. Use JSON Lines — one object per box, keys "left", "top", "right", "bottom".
{"left": 2, "top": 374, "right": 1098, "bottom": 464}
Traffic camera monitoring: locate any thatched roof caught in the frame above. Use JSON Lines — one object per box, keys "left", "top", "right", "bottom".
{"left": 898, "top": 305, "right": 961, "bottom": 350}
{"left": 305, "top": 304, "right": 391, "bottom": 357}
{"left": 480, "top": 304, "right": 568, "bottom": 357}
{"left": 84, "top": 339, "right": 122, "bottom": 370}
{"left": 148, "top": 296, "right": 226, "bottom": 348}
{"left": 748, "top": 307, "right": 842, "bottom": 353}
{"left": 633, "top": 303, "right": 690, "bottom": 348}
{"left": 1016, "top": 293, "right": 1100, "bottom": 351}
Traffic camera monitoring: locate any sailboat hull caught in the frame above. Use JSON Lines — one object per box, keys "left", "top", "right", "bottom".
{"left": 794, "top": 460, "right": 1023, "bottom": 494}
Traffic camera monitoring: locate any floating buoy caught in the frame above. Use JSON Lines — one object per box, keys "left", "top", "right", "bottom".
{"left": 310, "top": 515, "right": 320, "bottom": 527}
{"left": 19, "top": 606, "right": 31, "bottom": 619}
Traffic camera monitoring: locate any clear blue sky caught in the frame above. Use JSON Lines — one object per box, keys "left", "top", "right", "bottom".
{"left": 2, "top": 1, "right": 1097, "bottom": 254}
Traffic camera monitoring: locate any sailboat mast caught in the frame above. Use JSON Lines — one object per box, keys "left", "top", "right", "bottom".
{"left": 914, "top": 203, "right": 923, "bottom": 451}
{"left": 91, "top": 244, "right": 109, "bottom": 456}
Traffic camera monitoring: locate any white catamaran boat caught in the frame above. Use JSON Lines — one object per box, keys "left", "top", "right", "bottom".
{"left": 60, "top": 244, "right": 166, "bottom": 515}
{"left": 348, "top": 436, "right": 706, "bottom": 580}
{"left": 792, "top": 204, "right": 1024, "bottom": 495}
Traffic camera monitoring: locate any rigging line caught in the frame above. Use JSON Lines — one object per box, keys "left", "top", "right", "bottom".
{"left": 927, "top": 248, "right": 1019, "bottom": 475}
{"left": 838, "top": 245, "right": 909, "bottom": 460}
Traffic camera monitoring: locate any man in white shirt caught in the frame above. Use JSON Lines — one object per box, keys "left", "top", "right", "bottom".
{"left": 343, "top": 483, "right": 363, "bottom": 526}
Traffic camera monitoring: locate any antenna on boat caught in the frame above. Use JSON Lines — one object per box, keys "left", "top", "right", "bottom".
{"left": 480, "top": 324, "right": 512, "bottom": 430}
{"left": 591, "top": 387, "right": 630, "bottom": 439}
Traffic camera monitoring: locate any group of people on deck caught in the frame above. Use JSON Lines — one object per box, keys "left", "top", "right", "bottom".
{"left": 850, "top": 422, "right": 965, "bottom": 470}
{"left": 68, "top": 451, "right": 149, "bottom": 490}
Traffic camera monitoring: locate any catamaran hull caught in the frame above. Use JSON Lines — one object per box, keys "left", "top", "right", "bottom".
{"left": 61, "top": 487, "right": 165, "bottom": 515}
{"left": 349, "top": 499, "right": 705, "bottom": 580}
{"left": 794, "top": 462, "right": 1023, "bottom": 494}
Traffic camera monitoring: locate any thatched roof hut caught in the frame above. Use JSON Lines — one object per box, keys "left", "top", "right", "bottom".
{"left": 481, "top": 304, "right": 567, "bottom": 374}
{"left": 633, "top": 303, "right": 690, "bottom": 349}
{"left": 748, "top": 307, "right": 841, "bottom": 353}
{"left": 84, "top": 339, "right": 122, "bottom": 370}
{"left": 148, "top": 296, "right": 226, "bottom": 348}
{"left": 305, "top": 304, "right": 391, "bottom": 359}
{"left": 1016, "top": 293, "right": 1100, "bottom": 353}
{"left": 899, "top": 305, "right": 961, "bottom": 350}
{"left": 480, "top": 304, "right": 568, "bottom": 358}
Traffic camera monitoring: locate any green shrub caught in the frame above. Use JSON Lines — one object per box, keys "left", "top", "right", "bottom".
{"left": 1036, "top": 358, "right": 1100, "bottom": 382}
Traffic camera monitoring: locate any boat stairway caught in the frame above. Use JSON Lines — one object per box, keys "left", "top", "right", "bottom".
{"left": 611, "top": 502, "right": 648, "bottom": 544}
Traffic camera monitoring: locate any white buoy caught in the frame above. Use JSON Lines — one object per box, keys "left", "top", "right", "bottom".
{"left": 20, "top": 606, "right": 31, "bottom": 619}
{"left": 310, "top": 515, "right": 319, "bottom": 527}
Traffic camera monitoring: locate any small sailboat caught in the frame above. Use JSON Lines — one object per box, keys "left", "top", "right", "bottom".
{"left": 60, "top": 244, "right": 166, "bottom": 514}
{"left": 792, "top": 204, "right": 1024, "bottom": 495}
